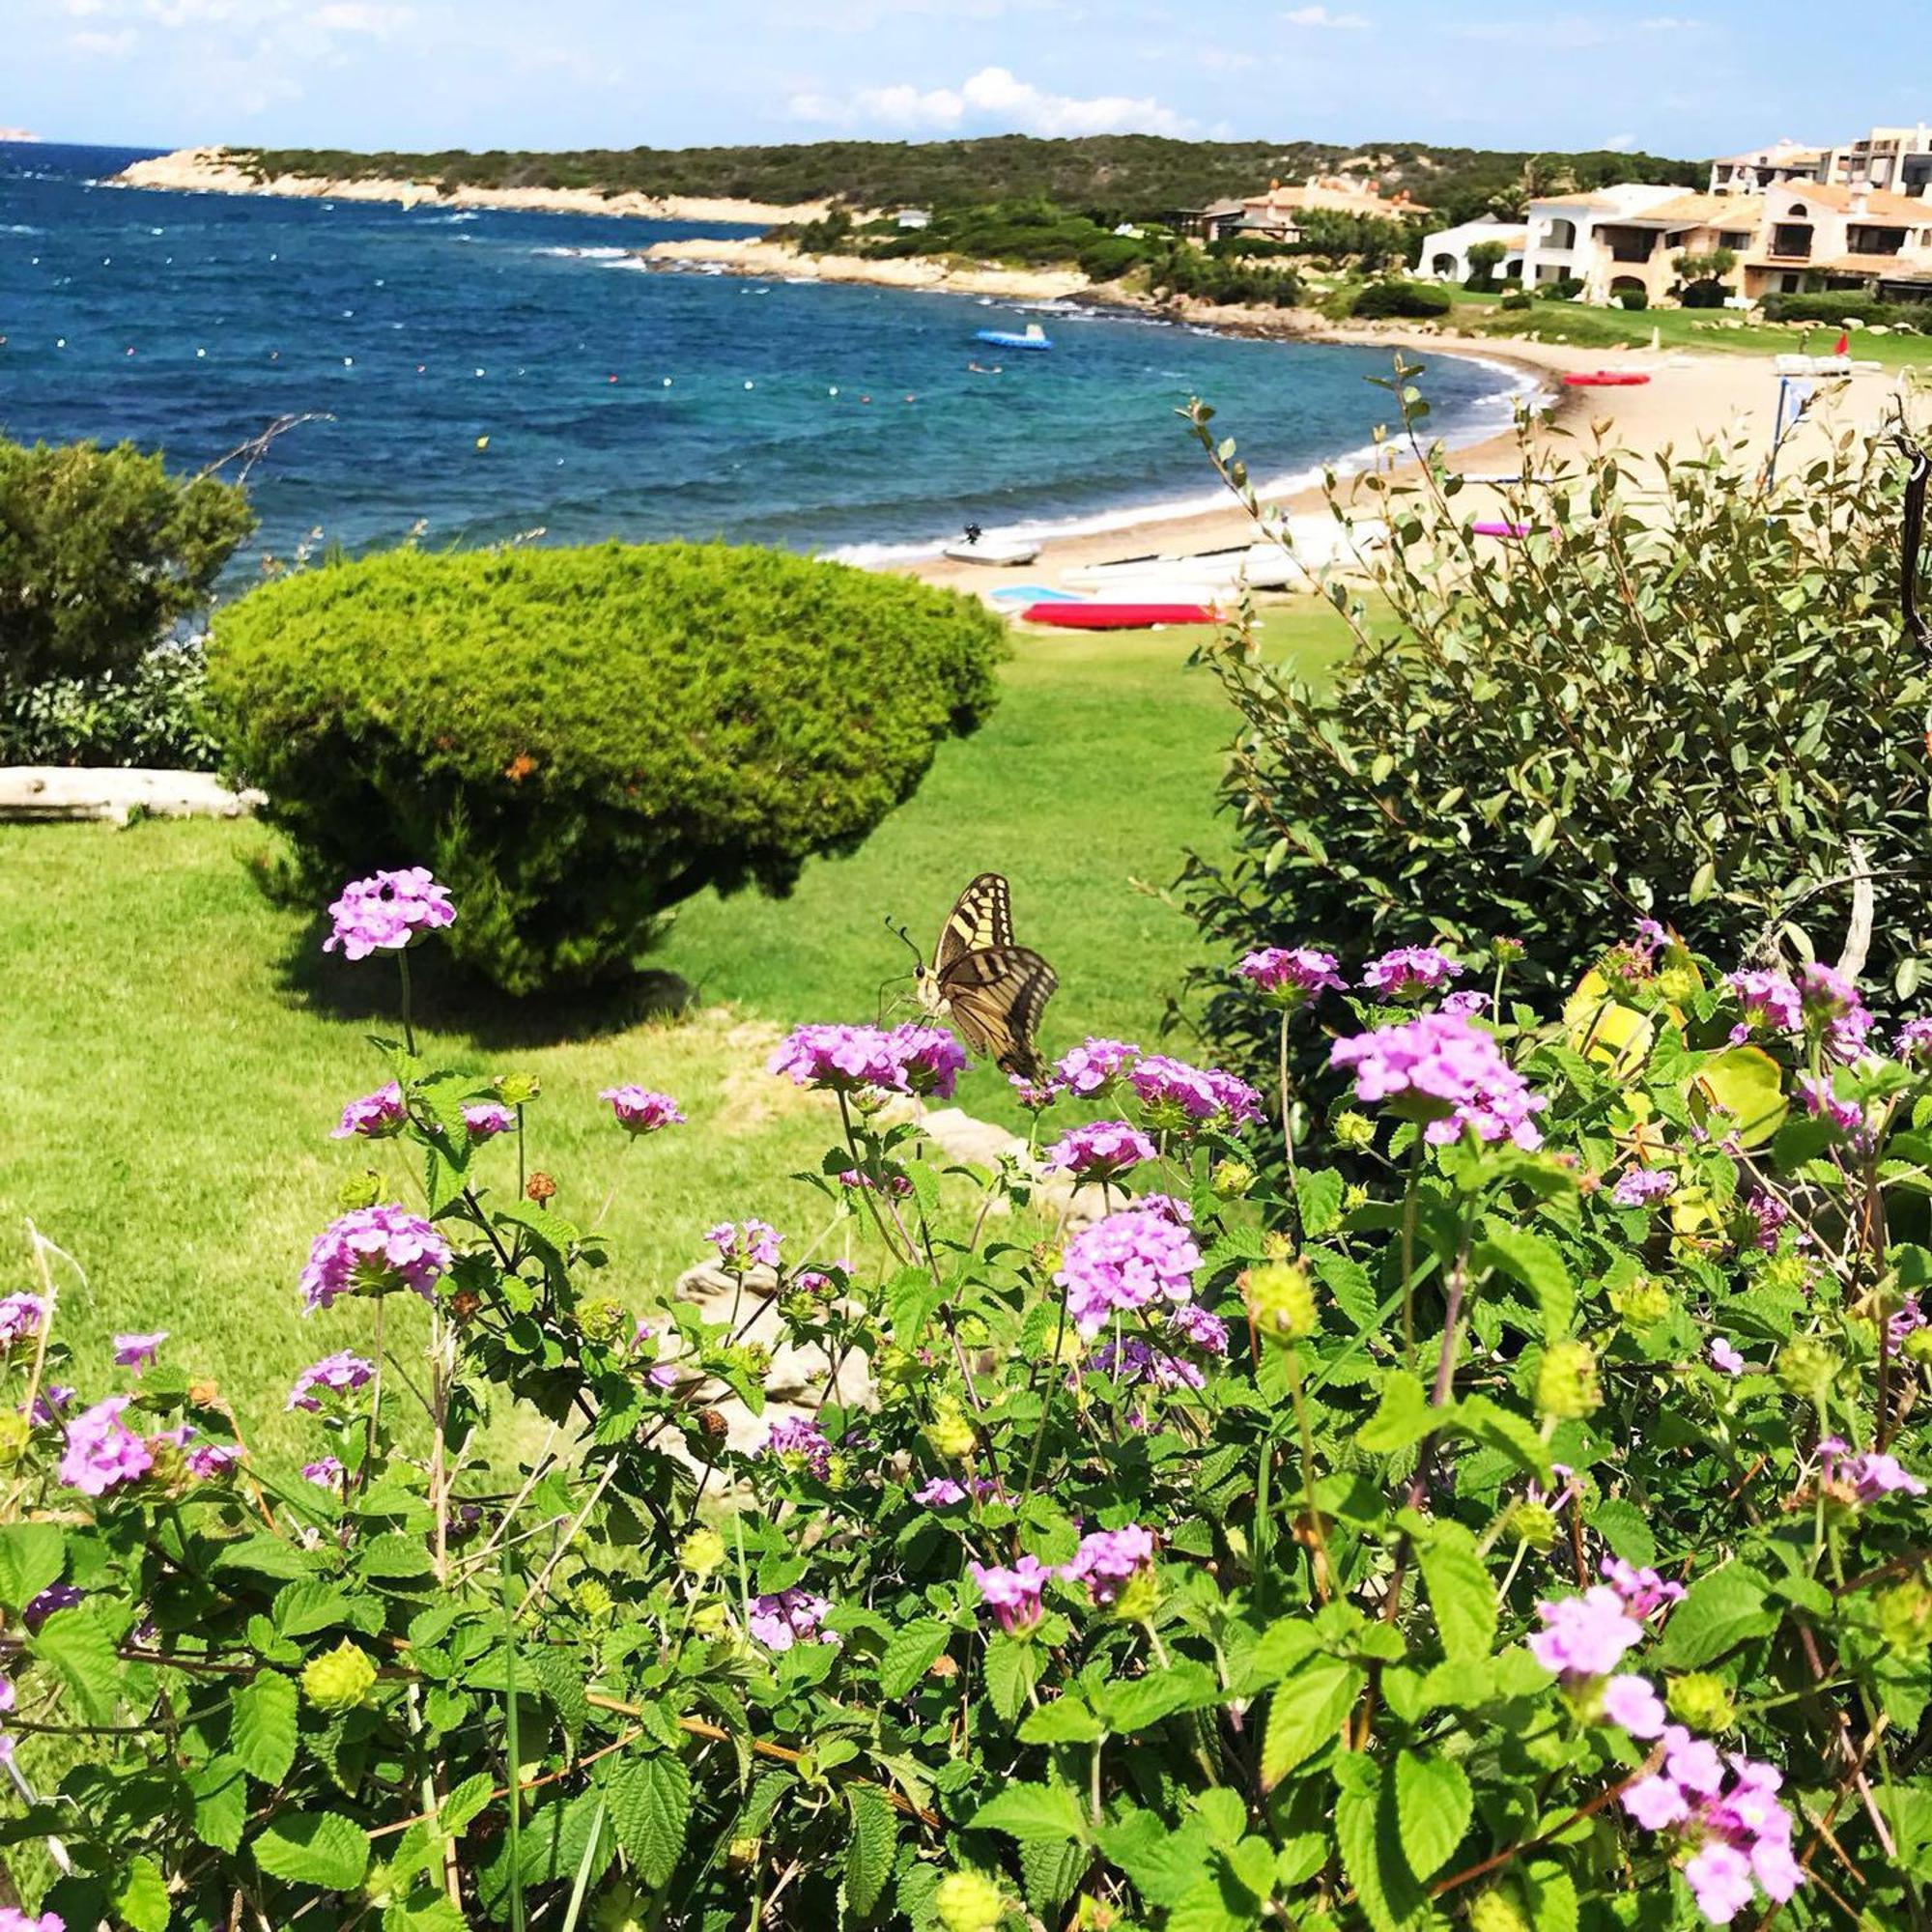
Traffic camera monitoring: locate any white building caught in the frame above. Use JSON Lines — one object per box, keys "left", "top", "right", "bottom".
{"left": 1520, "top": 185, "right": 1760, "bottom": 303}
{"left": 1708, "top": 139, "right": 1825, "bottom": 195}
{"left": 1414, "top": 215, "right": 1525, "bottom": 283}
{"left": 894, "top": 208, "right": 931, "bottom": 230}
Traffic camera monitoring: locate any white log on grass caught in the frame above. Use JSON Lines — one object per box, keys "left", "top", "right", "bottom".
{"left": 0, "top": 767, "right": 263, "bottom": 826}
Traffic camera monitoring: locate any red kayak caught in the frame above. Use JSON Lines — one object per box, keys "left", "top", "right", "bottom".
{"left": 1561, "top": 371, "right": 1651, "bottom": 387}
{"left": 1022, "top": 601, "right": 1217, "bottom": 629}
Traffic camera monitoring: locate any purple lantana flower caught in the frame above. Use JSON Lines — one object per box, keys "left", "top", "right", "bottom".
{"left": 332, "top": 1082, "right": 408, "bottom": 1140}
{"left": 0, "top": 1295, "right": 45, "bottom": 1351}
{"left": 916, "top": 1477, "right": 968, "bottom": 1507}
{"left": 1621, "top": 1741, "right": 1802, "bottom": 1923}
{"left": 1053, "top": 1038, "right": 1140, "bottom": 1097}
{"left": 1612, "top": 1167, "right": 1675, "bottom": 1208}
{"left": 967, "top": 1555, "right": 1058, "bottom": 1634}
{"left": 767, "top": 1023, "right": 966, "bottom": 1100}
{"left": 185, "top": 1442, "right": 242, "bottom": 1480}
{"left": 301, "top": 1456, "right": 346, "bottom": 1489}
{"left": 1528, "top": 1585, "right": 1643, "bottom": 1679}
{"left": 1236, "top": 947, "right": 1346, "bottom": 1004}
{"left": 1600, "top": 1558, "right": 1686, "bottom": 1622}
{"left": 1330, "top": 1010, "right": 1545, "bottom": 1150}
{"left": 463, "top": 1101, "right": 516, "bottom": 1141}
{"left": 1045, "top": 1120, "right": 1155, "bottom": 1181}
{"left": 1064, "top": 1524, "right": 1155, "bottom": 1605}
{"left": 298, "top": 1205, "right": 450, "bottom": 1313}
{"left": 1726, "top": 969, "right": 1802, "bottom": 1043}
{"left": 1054, "top": 1202, "right": 1203, "bottom": 1339}
{"left": 598, "top": 1087, "right": 686, "bottom": 1135}
{"left": 57, "top": 1396, "right": 153, "bottom": 1498}
{"left": 323, "top": 867, "right": 455, "bottom": 960}
{"left": 1817, "top": 1435, "right": 1926, "bottom": 1502}
{"left": 1709, "top": 1337, "right": 1747, "bottom": 1376}
{"left": 1362, "top": 946, "right": 1463, "bottom": 1001}
{"left": 707, "top": 1220, "right": 781, "bottom": 1269}
{"left": 23, "top": 1584, "right": 81, "bottom": 1632}
{"left": 747, "top": 1586, "right": 836, "bottom": 1652}
{"left": 111, "top": 1331, "right": 166, "bottom": 1371}
{"left": 759, "top": 1415, "right": 830, "bottom": 1477}
{"left": 287, "top": 1351, "right": 376, "bottom": 1411}
{"left": 1125, "top": 1055, "right": 1263, "bottom": 1131}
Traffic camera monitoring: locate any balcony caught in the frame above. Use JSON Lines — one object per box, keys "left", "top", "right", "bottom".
{"left": 1846, "top": 225, "right": 1907, "bottom": 256}
{"left": 1596, "top": 225, "right": 1658, "bottom": 264}
{"left": 1770, "top": 223, "right": 1813, "bottom": 259}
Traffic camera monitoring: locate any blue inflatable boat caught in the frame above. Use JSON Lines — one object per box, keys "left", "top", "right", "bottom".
{"left": 974, "top": 323, "right": 1052, "bottom": 352}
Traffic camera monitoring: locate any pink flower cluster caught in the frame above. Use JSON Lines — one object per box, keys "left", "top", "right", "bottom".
{"left": 0, "top": 1908, "right": 65, "bottom": 1932}
{"left": 1125, "top": 1055, "right": 1264, "bottom": 1130}
{"left": 1362, "top": 946, "right": 1463, "bottom": 1000}
{"left": 1709, "top": 1337, "right": 1747, "bottom": 1376}
{"left": 1045, "top": 1120, "right": 1155, "bottom": 1181}
{"left": 298, "top": 1205, "right": 450, "bottom": 1313}
{"left": 748, "top": 1586, "right": 836, "bottom": 1652}
{"left": 323, "top": 867, "right": 455, "bottom": 960}
{"left": 1329, "top": 1010, "right": 1545, "bottom": 1150}
{"left": 1601, "top": 1558, "right": 1686, "bottom": 1621}
{"left": 302, "top": 1456, "right": 346, "bottom": 1488}
{"left": 1612, "top": 1167, "right": 1675, "bottom": 1208}
{"left": 707, "top": 1219, "right": 781, "bottom": 1269}
{"left": 287, "top": 1350, "right": 376, "bottom": 1411}
{"left": 1817, "top": 1435, "right": 1926, "bottom": 1501}
{"left": 1726, "top": 970, "right": 1802, "bottom": 1042}
{"left": 1795, "top": 1073, "right": 1868, "bottom": 1149}
{"left": 1528, "top": 1585, "right": 1644, "bottom": 1679}
{"left": 1092, "top": 1337, "right": 1205, "bottom": 1391}
{"left": 1053, "top": 1037, "right": 1141, "bottom": 1097}
{"left": 184, "top": 1442, "right": 242, "bottom": 1480}
{"left": 1064, "top": 1525, "right": 1156, "bottom": 1605}
{"left": 1895, "top": 1014, "right": 1932, "bottom": 1063}
{"left": 759, "top": 1415, "right": 831, "bottom": 1477}
{"left": 332, "top": 1082, "right": 407, "bottom": 1140}
{"left": 0, "top": 1294, "right": 45, "bottom": 1350}
{"left": 916, "top": 1477, "right": 968, "bottom": 1507}
{"left": 57, "top": 1396, "right": 153, "bottom": 1497}
{"left": 767, "top": 1023, "right": 967, "bottom": 1099}
{"left": 598, "top": 1086, "right": 685, "bottom": 1135}
{"left": 968, "top": 1554, "right": 1059, "bottom": 1634}
{"left": 1623, "top": 1741, "right": 1801, "bottom": 1923}
{"left": 1741, "top": 1191, "right": 1790, "bottom": 1252}
{"left": 463, "top": 1101, "right": 515, "bottom": 1140}
{"left": 112, "top": 1331, "right": 166, "bottom": 1370}
{"left": 1236, "top": 947, "right": 1346, "bottom": 1002}
{"left": 1728, "top": 964, "right": 1872, "bottom": 1064}
{"left": 968, "top": 1525, "right": 1155, "bottom": 1629}
{"left": 1054, "top": 1200, "right": 1203, "bottom": 1338}
{"left": 1169, "top": 1301, "right": 1229, "bottom": 1354}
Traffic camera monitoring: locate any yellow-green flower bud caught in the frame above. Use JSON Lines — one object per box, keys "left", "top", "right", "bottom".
{"left": 1904, "top": 1327, "right": 1932, "bottom": 1367}
{"left": 590, "top": 1881, "right": 647, "bottom": 1932}
{"left": 1874, "top": 1577, "right": 1932, "bottom": 1655}
{"left": 1261, "top": 1230, "right": 1296, "bottom": 1261}
{"left": 680, "top": 1527, "right": 725, "bottom": 1577}
{"left": 493, "top": 1073, "right": 542, "bottom": 1107}
{"left": 573, "top": 1577, "right": 615, "bottom": 1624}
{"left": 335, "top": 1169, "right": 385, "bottom": 1212}
{"left": 1536, "top": 1340, "right": 1602, "bottom": 1420}
{"left": 1609, "top": 1279, "right": 1671, "bottom": 1329}
{"left": 925, "top": 1398, "right": 978, "bottom": 1462}
{"left": 1331, "top": 1110, "right": 1377, "bottom": 1152}
{"left": 1465, "top": 1886, "right": 1532, "bottom": 1932}
{"left": 1244, "top": 1262, "right": 1318, "bottom": 1346}
{"left": 690, "top": 1601, "right": 729, "bottom": 1639}
{"left": 578, "top": 1298, "right": 629, "bottom": 1346}
{"left": 874, "top": 1346, "right": 924, "bottom": 1390}
{"left": 934, "top": 1869, "right": 1009, "bottom": 1932}
{"left": 726, "top": 1837, "right": 761, "bottom": 1868}
{"left": 0, "top": 1412, "right": 32, "bottom": 1468}
{"left": 301, "top": 1639, "right": 377, "bottom": 1714}
{"left": 1210, "top": 1158, "right": 1257, "bottom": 1201}
{"left": 1761, "top": 1254, "right": 1811, "bottom": 1295}
{"left": 1342, "top": 1181, "right": 1370, "bottom": 1213}
{"left": 1656, "top": 962, "right": 1700, "bottom": 1008}
{"left": 1107, "top": 1565, "right": 1161, "bottom": 1626}
{"left": 1665, "top": 1673, "right": 1736, "bottom": 1733}
{"left": 823, "top": 1452, "right": 852, "bottom": 1490}
{"left": 1776, "top": 1336, "right": 1840, "bottom": 1403}
{"left": 1503, "top": 1500, "right": 1560, "bottom": 1552}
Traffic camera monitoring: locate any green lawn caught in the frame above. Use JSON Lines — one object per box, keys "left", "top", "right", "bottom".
{"left": 1452, "top": 298, "right": 1932, "bottom": 368}
{"left": 0, "top": 606, "right": 1350, "bottom": 1460}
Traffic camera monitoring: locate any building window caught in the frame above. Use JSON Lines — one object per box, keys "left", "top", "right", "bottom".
{"left": 1544, "top": 217, "right": 1577, "bottom": 250}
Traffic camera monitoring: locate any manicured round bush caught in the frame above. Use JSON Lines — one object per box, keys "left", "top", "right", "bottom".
{"left": 208, "top": 542, "right": 1007, "bottom": 993}
{"left": 1676, "top": 278, "right": 1725, "bottom": 308}
{"left": 1348, "top": 277, "right": 1453, "bottom": 320}
{"left": 1615, "top": 286, "right": 1650, "bottom": 309}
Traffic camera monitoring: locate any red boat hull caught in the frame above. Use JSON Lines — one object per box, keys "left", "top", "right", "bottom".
{"left": 1022, "top": 601, "right": 1218, "bottom": 629}
{"left": 1561, "top": 372, "right": 1651, "bottom": 387}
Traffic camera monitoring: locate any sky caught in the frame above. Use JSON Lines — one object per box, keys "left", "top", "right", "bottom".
{"left": 3, "top": 0, "right": 1930, "bottom": 159}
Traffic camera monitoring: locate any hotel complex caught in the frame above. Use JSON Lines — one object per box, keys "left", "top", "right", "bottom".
{"left": 1416, "top": 121, "right": 1932, "bottom": 307}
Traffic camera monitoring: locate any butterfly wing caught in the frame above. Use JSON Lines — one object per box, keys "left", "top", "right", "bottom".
{"left": 934, "top": 872, "right": 1015, "bottom": 976}
{"left": 939, "top": 944, "right": 1058, "bottom": 1080}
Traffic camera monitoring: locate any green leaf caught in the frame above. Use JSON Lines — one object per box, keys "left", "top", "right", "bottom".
{"left": 1097, "top": 1661, "right": 1222, "bottom": 1735}
{"left": 253, "top": 1811, "right": 372, "bottom": 1890}
{"left": 844, "top": 1783, "right": 896, "bottom": 1919}
{"left": 212, "top": 1534, "right": 319, "bottom": 1581}
{"left": 1586, "top": 1498, "right": 1657, "bottom": 1567}
{"left": 272, "top": 1578, "right": 350, "bottom": 1637}
{"left": 1522, "top": 1861, "right": 1579, "bottom": 1932}
{"left": 189, "top": 1754, "right": 249, "bottom": 1854}
{"left": 967, "top": 1781, "right": 1091, "bottom": 1845}
{"left": 1452, "top": 1395, "right": 1554, "bottom": 1482}
{"left": 1418, "top": 1522, "right": 1496, "bottom": 1663}
{"left": 1260, "top": 1656, "right": 1362, "bottom": 1788}
{"left": 358, "top": 1530, "right": 434, "bottom": 1578}
{"left": 34, "top": 1607, "right": 120, "bottom": 1724}
{"left": 608, "top": 1752, "right": 690, "bottom": 1889}
{"left": 113, "top": 1855, "right": 170, "bottom": 1932}
{"left": 1356, "top": 1372, "right": 1435, "bottom": 1453}
{"left": 0, "top": 1522, "right": 65, "bottom": 1611}
{"left": 232, "top": 1672, "right": 299, "bottom": 1785}
{"left": 1296, "top": 1166, "right": 1346, "bottom": 1236}
{"left": 877, "top": 1617, "right": 952, "bottom": 1700}
{"left": 981, "top": 1631, "right": 1041, "bottom": 1724}
{"left": 1477, "top": 1228, "right": 1572, "bottom": 1337}
{"left": 1334, "top": 1766, "right": 1427, "bottom": 1932}
{"left": 1018, "top": 1697, "right": 1104, "bottom": 1745}
{"left": 440, "top": 1771, "right": 496, "bottom": 1837}
{"left": 1656, "top": 1564, "right": 1777, "bottom": 1668}
{"left": 1394, "top": 1749, "right": 1470, "bottom": 1880}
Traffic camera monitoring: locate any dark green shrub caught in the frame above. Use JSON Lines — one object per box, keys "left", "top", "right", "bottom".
{"left": 1074, "top": 234, "right": 1149, "bottom": 281}
{"left": 1759, "top": 292, "right": 1898, "bottom": 326}
{"left": 0, "top": 640, "right": 219, "bottom": 769}
{"left": 0, "top": 436, "right": 254, "bottom": 697}
{"left": 1534, "top": 275, "right": 1584, "bottom": 300}
{"left": 1180, "top": 381, "right": 1932, "bottom": 1088}
{"left": 1615, "top": 286, "right": 1649, "bottom": 310}
{"left": 1348, "top": 278, "right": 1452, "bottom": 320}
{"left": 1677, "top": 278, "right": 1726, "bottom": 308}
{"left": 1499, "top": 288, "right": 1532, "bottom": 310}
{"left": 207, "top": 542, "right": 1007, "bottom": 994}
{"left": 1463, "top": 239, "right": 1508, "bottom": 290}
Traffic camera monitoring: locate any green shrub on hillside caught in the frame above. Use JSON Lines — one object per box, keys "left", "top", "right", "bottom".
{"left": 0, "top": 640, "right": 219, "bottom": 770}
{"left": 207, "top": 542, "right": 1006, "bottom": 994}
{"left": 1348, "top": 278, "right": 1452, "bottom": 320}
{"left": 1180, "top": 377, "right": 1932, "bottom": 1089}
{"left": 1759, "top": 291, "right": 1923, "bottom": 327}
{"left": 0, "top": 436, "right": 254, "bottom": 697}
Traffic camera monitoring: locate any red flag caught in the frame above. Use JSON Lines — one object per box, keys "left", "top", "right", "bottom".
{"left": 1834, "top": 330, "right": 1850, "bottom": 356}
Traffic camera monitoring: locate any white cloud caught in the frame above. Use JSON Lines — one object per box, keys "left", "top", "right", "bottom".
{"left": 1604, "top": 132, "right": 1637, "bottom": 152}
{"left": 70, "top": 25, "right": 137, "bottom": 54}
{"left": 1283, "top": 5, "right": 1370, "bottom": 26}
{"left": 792, "top": 64, "right": 1189, "bottom": 137}
{"left": 310, "top": 1, "right": 412, "bottom": 34}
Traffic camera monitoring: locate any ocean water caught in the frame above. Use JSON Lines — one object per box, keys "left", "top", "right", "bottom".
{"left": 2, "top": 142, "right": 1531, "bottom": 576}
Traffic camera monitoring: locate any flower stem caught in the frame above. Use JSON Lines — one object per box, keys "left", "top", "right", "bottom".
{"left": 397, "top": 948, "right": 417, "bottom": 1059}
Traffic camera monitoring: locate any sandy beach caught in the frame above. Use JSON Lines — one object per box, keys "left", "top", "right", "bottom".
{"left": 108, "top": 146, "right": 832, "bottom": 227}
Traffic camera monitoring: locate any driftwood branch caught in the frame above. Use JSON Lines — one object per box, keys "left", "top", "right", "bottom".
{"left": 1836, "top": 837, "right": 1875, "bottom": 980}
{"left": 193, "top": 412, "right": 334, "bottom": 487}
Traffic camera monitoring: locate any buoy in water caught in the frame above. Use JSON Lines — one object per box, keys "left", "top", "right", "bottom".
{"left": 829, "top": 385, "right": 838, "bottom": 396}
{"left": 744, "top": 380, "right": 754, "bottom": 389}
{"left": 475, "top": 436, "right": 490, "bottom": 450}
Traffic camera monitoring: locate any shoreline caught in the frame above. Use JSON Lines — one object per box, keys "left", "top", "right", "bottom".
{"left": 105, "top": 146, "right": 832, "bottom": 228}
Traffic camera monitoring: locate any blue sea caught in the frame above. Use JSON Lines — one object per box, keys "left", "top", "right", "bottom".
{"left": 2, "top": 142, "right": 1530, "bottom": 576}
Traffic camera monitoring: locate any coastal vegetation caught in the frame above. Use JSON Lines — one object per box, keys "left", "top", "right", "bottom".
{"left": 0, "top": 436, "right": 250, "bottom": 765}
{"left": 1181, "top": 378, "right": 1932, "bottom": 1097}
{"left": 207, "top": 543, "right": 1008, "bottom": 996}
{"left": 227, "top": 133, "right": 1700, "bottom": 226}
